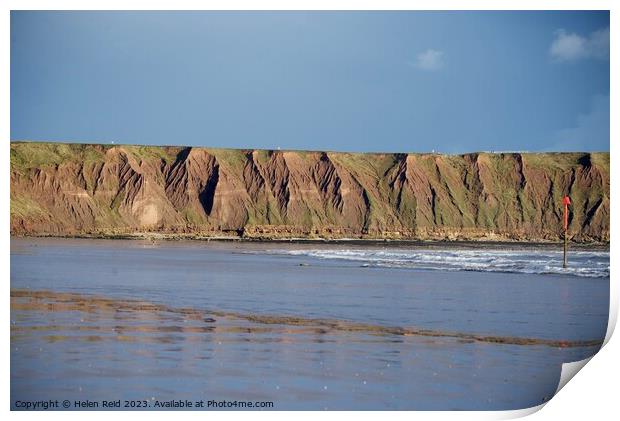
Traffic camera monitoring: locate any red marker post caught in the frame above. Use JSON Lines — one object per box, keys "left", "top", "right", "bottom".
{"left": 562, "top": 196, "right": 571, "bottom": 268}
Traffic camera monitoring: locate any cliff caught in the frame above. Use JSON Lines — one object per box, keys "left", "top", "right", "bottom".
{"left": 10, "top": 142, "right": 610, "bottom": 242}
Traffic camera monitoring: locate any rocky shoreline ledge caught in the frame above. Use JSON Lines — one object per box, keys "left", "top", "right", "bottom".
{"left": 10, "top": 232, "right": 610, "bottom": 250}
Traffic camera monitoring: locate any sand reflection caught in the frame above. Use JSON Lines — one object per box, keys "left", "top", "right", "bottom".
{"left": 11, "top": 289, "right": 603, "bottom": 348}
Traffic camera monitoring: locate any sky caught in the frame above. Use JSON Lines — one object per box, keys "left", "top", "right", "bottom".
{"left": 10, "top": 11, "right": 610, "bottom": 153}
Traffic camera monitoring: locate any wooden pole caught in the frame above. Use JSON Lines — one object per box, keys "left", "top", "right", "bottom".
{"left": 563, "top": 226, "right": 568, "bottom": 268}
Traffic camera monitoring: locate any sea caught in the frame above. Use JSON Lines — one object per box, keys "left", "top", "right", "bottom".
{"left": 10, "top": 237, "right": 609, "bottom": 410}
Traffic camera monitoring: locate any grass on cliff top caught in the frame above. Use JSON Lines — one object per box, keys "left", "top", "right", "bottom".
{"left": 521, "top": 152, "right": 609, "bottom": 171}
{"left": 120, "top": 145, "right": 179, "bottom": 163}
{"left": 10, "top": 142, "right": 184, "bottom": 170}
{"left": 329, "top": 152, "right": 400, "bottom": 180}
{"left": 11, "top": 142, "right": 109, "bottom": 171}
{"left": 205, "top": 148, "right": 248, "bottom": 172}
{"left": 11, "top": 141, "right": 610, "bottom": 174}
{"left": 589, "top": 153, "right": 610, "bottom": 172}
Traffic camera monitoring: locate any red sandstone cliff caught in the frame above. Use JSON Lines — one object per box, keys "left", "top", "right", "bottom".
{"left": 10, "top": 142, "right": 609, "bottom": 242}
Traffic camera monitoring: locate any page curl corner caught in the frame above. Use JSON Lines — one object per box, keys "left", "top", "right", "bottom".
{"left": 555, "top": 356, "right": 594, "bottom": 395}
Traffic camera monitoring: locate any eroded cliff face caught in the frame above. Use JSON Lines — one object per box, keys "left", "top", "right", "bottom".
{"left": 10, "top": 142, "right": 610, "bottom": 242}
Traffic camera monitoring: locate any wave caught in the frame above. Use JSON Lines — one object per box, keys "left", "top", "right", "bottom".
{"left": 258, "top": 248, "right": 610, "bottom": 278}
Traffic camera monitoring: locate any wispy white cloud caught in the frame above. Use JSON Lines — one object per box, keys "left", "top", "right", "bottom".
{"left": 550, "top": 27, "right": 609, "bottom": 61}
{"left": 546, "top": 94, "right": 609, "bottom": 151}
{"left": 413, "top": 49, "right": 444, "bottom": 71}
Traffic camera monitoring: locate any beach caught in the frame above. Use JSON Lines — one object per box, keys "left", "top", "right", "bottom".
{"left": 10, "top": 237, "right": 609, "bottom": 410}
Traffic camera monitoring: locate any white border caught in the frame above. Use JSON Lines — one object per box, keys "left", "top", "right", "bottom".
{"left": 3, "top": 2, "right": 617, "bottom": 420}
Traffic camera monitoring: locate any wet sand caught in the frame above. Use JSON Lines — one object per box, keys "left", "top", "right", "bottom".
{"left": 10, "top": 290, "right": 604, "bottom": 349}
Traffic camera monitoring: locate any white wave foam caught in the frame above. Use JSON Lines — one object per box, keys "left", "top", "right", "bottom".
{"left": 262, "top": 248, "right": 610, "bottom": 278}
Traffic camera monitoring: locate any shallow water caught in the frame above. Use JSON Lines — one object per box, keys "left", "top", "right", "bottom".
{"left": 258, "top": 245, "right": 609, "bottom": 278}
{"left": 10, "top": 238, "right": 609, "bottom": 410}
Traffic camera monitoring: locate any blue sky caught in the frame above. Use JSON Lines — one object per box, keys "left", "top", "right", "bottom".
{"left": 10, "top": 11, "right": 609, "bottom": 153}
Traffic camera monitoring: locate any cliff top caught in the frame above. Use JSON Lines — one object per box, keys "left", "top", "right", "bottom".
{"left": 10, "top": 140, "right": 610, "bottom": 173}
